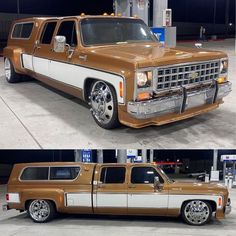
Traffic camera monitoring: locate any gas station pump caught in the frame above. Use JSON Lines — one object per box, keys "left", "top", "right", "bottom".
{"left": 113, "top": 0, "right": 176, "bottom": 47}
{"left": 221, "top": 155, "right": 236, "bottom": 189}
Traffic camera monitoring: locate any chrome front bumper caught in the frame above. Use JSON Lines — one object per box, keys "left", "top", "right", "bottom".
{"left": 128, "top": 82, "right": 232, "bottom": 119}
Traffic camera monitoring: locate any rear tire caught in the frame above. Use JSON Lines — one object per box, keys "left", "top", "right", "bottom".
{"left": 27, "top": 199, "right": 56, "bottom": 223}
{"left": 181, "top": 200, "right": 212, "bottom": 226}
{"left": 4, "top": 58, "right": 22, "bottom": 83}
{"left": 89, "top": 80, "right": 120, "bottom": 129}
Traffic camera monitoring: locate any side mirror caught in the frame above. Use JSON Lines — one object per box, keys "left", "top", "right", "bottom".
{"left": 154, "top": 176, "right": 161, "bottom": 189}
{"left": 53, "top": 35, "right": 66, "bottom": 53}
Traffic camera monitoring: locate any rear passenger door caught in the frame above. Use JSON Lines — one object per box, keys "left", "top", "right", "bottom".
{"left": 93, "top": 165, "right": 128, "bottom": 214}
{"left": 33, "top": 20, "right": 57, "bottom": 76}
{"left": 127, "top": 166, "right": 169, "bottom": 216}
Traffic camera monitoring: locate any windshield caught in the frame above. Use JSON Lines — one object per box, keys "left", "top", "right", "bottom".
{"left": 81, "top": 18, "right": 158, "bottom": 46}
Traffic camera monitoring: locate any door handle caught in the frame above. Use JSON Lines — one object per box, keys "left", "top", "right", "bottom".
{"left": 79, "top": 54, "right": 87, "bottom": 61}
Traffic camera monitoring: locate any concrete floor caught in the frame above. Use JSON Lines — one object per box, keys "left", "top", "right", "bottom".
{"left": 0, "top": 39, "right": 235, "bottom": 149}
{"left": 0, "top": 184, "right": 235, "bottom": 236}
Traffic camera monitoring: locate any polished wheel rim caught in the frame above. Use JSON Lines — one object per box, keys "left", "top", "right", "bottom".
{"left": 29, "top": 200, "right": 50, "bottom": 222}
{"left": 89, "top": 81, "right": 114, "bottom": 125}
{"left": 184, "top": 200, "right": 210, "bottom": 225}
{"left": 4, "top": 58, "right": 11, "bottom": 80}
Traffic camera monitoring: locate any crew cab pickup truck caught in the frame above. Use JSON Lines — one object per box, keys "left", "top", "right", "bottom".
{"left": 3, "top": 15, "right": 231, "bottom": 129}
{"left": 3, "top": 162, "right": 231, "bottom": 225}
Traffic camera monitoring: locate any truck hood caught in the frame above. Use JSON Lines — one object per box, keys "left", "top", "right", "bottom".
{"left": 90, "top": 42, "right": 226, "bottom": 68}
{"left": 169, "top": 181, "right": 228, "bottom": 195}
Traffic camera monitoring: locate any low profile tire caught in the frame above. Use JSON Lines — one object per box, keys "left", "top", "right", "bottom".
{"left": 4, "top": 58, "right": 21, "bottom": 83}
{"left": 89, "top": 80, "right": 120, "bottom": 129}
{"left": 27, "top": 199, "right": 56, "bottom": 223}
{"left": 181, "top": 200, "right": 212, "bottom": 226}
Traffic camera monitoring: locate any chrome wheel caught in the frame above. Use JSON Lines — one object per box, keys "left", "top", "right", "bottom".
{"left": 29, "top": 200, "right": 50, "bottom": 222}
{"left": 4, "top": 58, "right": 11, "bottom": 80}
{"left": 184, "top": 200, "right": 210, "bottom": 225}
{"left": 89, "top": 81, "right": 114, "bottom": 125}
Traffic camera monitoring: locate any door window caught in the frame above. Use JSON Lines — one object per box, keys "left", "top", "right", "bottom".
{"left": 131, "top": 167, "right": 164, "bottom": 184}
{"left": 57, "top": 21, "right": 77, "bottom": 47}
{"left": 100, "top": 167, "right": 126, "bottom": 184}
{"left": 40, "top": 22, "right": 57, "bottom": 44}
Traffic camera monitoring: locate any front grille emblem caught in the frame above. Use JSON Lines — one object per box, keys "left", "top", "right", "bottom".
{"left": 189, "top": 72, "right": 199, "bottom": 80}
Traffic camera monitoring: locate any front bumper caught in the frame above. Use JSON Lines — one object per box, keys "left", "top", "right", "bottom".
{"left": 127, "top": 82, "right": 232, "bottom": 119}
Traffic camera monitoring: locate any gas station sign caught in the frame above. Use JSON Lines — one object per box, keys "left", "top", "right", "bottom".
{"left": 221, "top": 155, "right": 236, "bottom": 162}
{"left": 82, "top": 149, "right": 93, "bottom": 162}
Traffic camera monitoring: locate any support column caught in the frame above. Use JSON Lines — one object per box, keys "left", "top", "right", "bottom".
{"left": 117, "top": 149, "right": 127, "bottom": 163}
{"left": 74, "top": 150, "right": 82, "bottom": 162}
{"left": 150, "top": 149, "right": 154, "bottom": 163}
{"left": 153, "top": 0, "right": 168, "bottom": 27}
{"left": 97, "top": 150, "right": 104, "bottom": 163}
{"left": 213, "top": 149, "right": 218, "bottom": 171}
{"left": 142, "top": 149, "right": 147, "bottom": 163}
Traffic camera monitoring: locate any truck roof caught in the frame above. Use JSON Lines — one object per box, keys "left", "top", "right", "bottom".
{"left": 13, "top": 162, "right": 155, "bottom": 167}
{"left": 13, "top": 15, "right": 138, "bottom": 23}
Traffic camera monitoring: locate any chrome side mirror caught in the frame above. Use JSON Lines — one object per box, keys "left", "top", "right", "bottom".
{"left": 154, "top": 176, "right": 161, "bottom": 189}
{"left": 53, "top": 35, "right": 66, "bottom": 53}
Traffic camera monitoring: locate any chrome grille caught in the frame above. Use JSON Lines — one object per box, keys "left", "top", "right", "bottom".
{"left": 155, "top": 61, "right": 220, "bottom": 92}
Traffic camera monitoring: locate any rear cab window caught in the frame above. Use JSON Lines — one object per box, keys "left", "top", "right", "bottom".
{"left": 11, "top": 22, "right": 34, "bottom": 39}
{"left": 40, "top": 21, "right": 57, "bottom": 44}
{"left": 100, "top": 166, "right": 126, "bottom": 184}
{"left": 20, "top": 166, "right": 80, "bottom": 181}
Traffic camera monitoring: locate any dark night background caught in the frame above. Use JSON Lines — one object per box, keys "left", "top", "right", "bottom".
{"left": 0, "top": 149, "right": 235, "bottom": 164}
{"left": 0, "top": 0, "right": 235, "bottom": 24}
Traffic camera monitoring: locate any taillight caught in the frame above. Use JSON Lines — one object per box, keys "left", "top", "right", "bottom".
{"left": 6, "top": 193, "right": 9, "bottom": 201}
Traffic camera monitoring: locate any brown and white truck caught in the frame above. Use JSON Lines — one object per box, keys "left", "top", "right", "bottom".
{"left": 3, "top": 15, "right": 231, "bottom": 129}
{"left": 3, "top": 162, "right": 231, "bottom": 225}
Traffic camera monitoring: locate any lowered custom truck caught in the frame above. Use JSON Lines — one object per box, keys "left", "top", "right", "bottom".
{"left": 3, "top": 15, "right": 231, "bottom": 129}
{"left": 3, "top": 162, "right": 231, "bottom": 225}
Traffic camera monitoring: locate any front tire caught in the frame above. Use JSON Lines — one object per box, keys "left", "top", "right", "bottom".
{"left": 89, "top": 80, "right": 120, "bottom": 129}
{"left": 4, "top": 58, "right": 22, "bottom": 83}
{"left": 181, "top": 200, "right": 212, "bottom": 226}
{"left": 27, "top": 199, "right": 56, "bottom": 223}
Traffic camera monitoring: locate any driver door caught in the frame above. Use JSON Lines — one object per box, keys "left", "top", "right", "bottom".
{"left": 127, "top": 166, "right": 169, "bottom": 216}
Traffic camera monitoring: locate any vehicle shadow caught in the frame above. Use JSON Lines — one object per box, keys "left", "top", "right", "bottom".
{"left": 0, "top": 211, "right": 226, "bottom": 229}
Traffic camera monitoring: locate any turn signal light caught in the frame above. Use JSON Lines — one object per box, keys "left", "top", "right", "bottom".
{"left": 218, "top": 197, "right": 222, "bottom": 207}
{"left": 217, "top": 77, "right": 227, "bottom": 84}
{"left": 137, "top": 92, "right": 151, "bottom": 101}
{"left": 6, "top": 194, "right": 9, "bottom": 201}
{"left": 119, "top": 81, "right": 123, "bottom": 98}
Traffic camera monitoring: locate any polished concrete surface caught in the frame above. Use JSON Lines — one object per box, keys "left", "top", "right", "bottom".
{"left": 0, "top": 39, "right": 235, "bottom": 149}
{"left": 0, "top": 184, "right": 235, "bottom": 236}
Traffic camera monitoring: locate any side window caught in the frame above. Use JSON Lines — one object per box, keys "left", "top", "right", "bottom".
{"left": 57, "top": 21, "right": 77, "bottom": 47}
{"left": 50, "top": 167, "right": 80, "bottom": 180}
{"left": 21, "top": 167, "right": 49, "bottom": 180}
{"left": 100, "top": 167, "right": 126, "bottom": 184}
{"left": 40, "top": 22, "right": 57, "bottom": 44}
{"left": 131, "top": 167, "right": 164, "bottom": 184}
{"left": 12, "top": 22, "right": 34, "bottom": 39}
